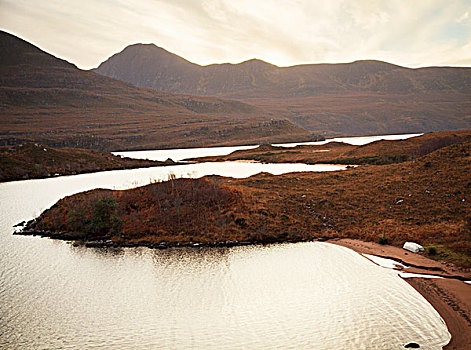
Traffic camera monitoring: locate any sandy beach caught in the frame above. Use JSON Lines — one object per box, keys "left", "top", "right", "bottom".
{"left": 331, "top": 239, "right": 471, "bottom": 349}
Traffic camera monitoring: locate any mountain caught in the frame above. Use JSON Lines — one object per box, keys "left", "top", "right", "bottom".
{"left": 94, "top": 44, "right": 471, "bottom": 98}
{"left": 94, "top": 44, "right": 279, "bottom": 97}
{"left": 94, "top": 44, "right": 471, "bottom": 135}
{"left": 0, "top": 31, "right": 312, "bottom": 151}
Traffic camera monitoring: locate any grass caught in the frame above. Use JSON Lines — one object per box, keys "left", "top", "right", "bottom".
{"left": 192, "top": 130, "right": 471, "bottom": 167}
{"left": 424, "top": 244, "right": 471, "bottom": 267}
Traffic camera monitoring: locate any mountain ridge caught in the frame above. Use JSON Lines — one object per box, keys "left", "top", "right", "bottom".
{"left": 92, "top": 42, "right": 471, "bottom": 135}
{"left": 0, "top": 31, "right": 312, "bottom": 151}
{"left": 93, "top": 43, "right": 471, "bottom": 98}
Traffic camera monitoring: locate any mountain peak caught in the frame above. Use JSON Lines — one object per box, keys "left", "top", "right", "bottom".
{"left": 238, "top": 58, "right": 276, "bottom": 67}
{"left": 350, "top": 59, "right": 405, "bottom": 69}
{"left": 94, "top": 42, "right": 198, "bottom": 74}
{"left": 123, "top": 43, "right": 166, "bottom": 53}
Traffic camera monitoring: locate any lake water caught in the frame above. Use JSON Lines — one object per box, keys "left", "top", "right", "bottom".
{"left": 0, "top": 133, "right": 450, "bottom": 349}
{"left": 113, "top": 133, "right": 422, "bottom": 161}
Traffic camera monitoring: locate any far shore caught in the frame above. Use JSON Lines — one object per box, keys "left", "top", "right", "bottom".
{"left": 0, "top": 142, "right": 188, "bottom": 183}
{"left": 331, "top": 238, "right": 471, "bottom": 350}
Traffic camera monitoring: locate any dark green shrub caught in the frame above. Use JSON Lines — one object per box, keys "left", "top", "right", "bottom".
{"left": 67, "top": 205, "right": 88, "bottom": 231}
{"left": 428, "top": 247, "right": 437, "bottom": 255}
{"left": 378, "top": 236, "right": 389, "bottom": 245}
{"left": 90, "top": 196, "right": 122, "bottom": 234}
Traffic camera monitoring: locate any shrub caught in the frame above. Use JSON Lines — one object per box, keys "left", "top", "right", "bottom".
{"left": 428, "top": 247, "right": 437, "bottom": 255}
{"left": 67, "top": 205, "right": 88, "bottom": 231}
{"left": 378, "top": 236, "right": 389, "bottom": 245}
{"left": 89, "top": 196, "right": 122, "bottom": 235}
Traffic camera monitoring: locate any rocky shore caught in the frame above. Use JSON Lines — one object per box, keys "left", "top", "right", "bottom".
{"left": 14, "top": 219, "right": 319, "bottom": 249}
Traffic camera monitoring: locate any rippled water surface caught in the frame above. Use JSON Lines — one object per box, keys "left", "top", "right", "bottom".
{"left": 0, "top": 134, "right": 450, "bottom": 349}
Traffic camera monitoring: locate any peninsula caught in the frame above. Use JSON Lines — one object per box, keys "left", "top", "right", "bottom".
{"left": 0, "top": 142, "right": 179, "bottom": 182}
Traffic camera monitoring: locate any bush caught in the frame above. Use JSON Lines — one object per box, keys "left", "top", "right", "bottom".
{"left": 428, "top": 247, "right": 437, "bottom": 255}
{"left": 89, "top": 196, "right": 122, "bottom": 234}
{"left": 67, "top": 205, "right": 88, "bottom": 231}
{"left": 378, "top": 236, "right": 389, "bottom": 245}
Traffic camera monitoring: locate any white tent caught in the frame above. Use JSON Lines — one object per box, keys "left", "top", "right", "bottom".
{"left": 403, "top": 242, "right": 424, "bottom": 253}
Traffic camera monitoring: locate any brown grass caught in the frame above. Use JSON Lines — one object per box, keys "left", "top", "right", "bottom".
{"left": 192, "top": 130, "right": 471, "bottom": 166}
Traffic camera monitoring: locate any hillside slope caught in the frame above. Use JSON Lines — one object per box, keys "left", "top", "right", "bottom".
{"left": 94, "top": 44, "right": 471, "bottom": 135}
{"left": 0, "top": 31, "right": 312, "bottom": 151}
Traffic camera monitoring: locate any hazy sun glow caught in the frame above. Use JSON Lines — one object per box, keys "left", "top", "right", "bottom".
{"left": 0, "top": 0, "right": 470, "bottom": 69}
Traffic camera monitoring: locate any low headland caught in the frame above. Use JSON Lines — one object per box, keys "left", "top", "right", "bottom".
{"left": 0, "top": 142, "right": 181, "bottom": 182}
{"left": 15, "top": 130, "right": 471, "bottom": 348}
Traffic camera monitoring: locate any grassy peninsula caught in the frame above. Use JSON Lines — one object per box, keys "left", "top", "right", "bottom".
{"left": 17, "top": 131, "right": 471, "bottom": 268}
{"left": 0, "top": 142, "right": 178, "bottom": 182}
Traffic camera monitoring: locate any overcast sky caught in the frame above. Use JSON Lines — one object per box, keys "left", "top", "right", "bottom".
{"left": 1, "top": 0, "right": 470, "bottom": 69}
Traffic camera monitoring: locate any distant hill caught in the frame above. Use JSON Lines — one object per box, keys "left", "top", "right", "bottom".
{"left": 94, "top": 44, "right": 471, "bottom": 98}
{"left": 94, "top": 44, "right": 471, "bottom": 135}
{"left": 0, "top": 31, "right": 312, "bottom": 151}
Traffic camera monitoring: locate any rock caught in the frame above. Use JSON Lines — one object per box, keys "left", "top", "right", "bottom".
{"left": 404, "top": 343, "right": 420, "bottom": 348}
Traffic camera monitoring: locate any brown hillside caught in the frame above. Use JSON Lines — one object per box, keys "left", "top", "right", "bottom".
{"left": 0, "top": 31, "right": 311, "bottom": 151}
{"left": 93, "top": 44, "right": 471, "bottom": 135}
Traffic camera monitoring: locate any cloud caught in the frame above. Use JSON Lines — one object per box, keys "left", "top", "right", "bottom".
{"left": 0, "top": 0, "right": 470, "bottom": 68}
{"left": 457, "top": 11, "right": 469, "bottom": 23}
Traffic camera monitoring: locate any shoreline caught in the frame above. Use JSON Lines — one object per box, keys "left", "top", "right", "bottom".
{"left": 331, "top": 239, "right": 471, "bottom": 350}
{"left": 13, "top": 226, "right": 317, "bottom": 249}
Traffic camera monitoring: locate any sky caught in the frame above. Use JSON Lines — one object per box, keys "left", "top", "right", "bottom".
{"left": 0, "top": 0, "right": 470, "bottom": 69}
